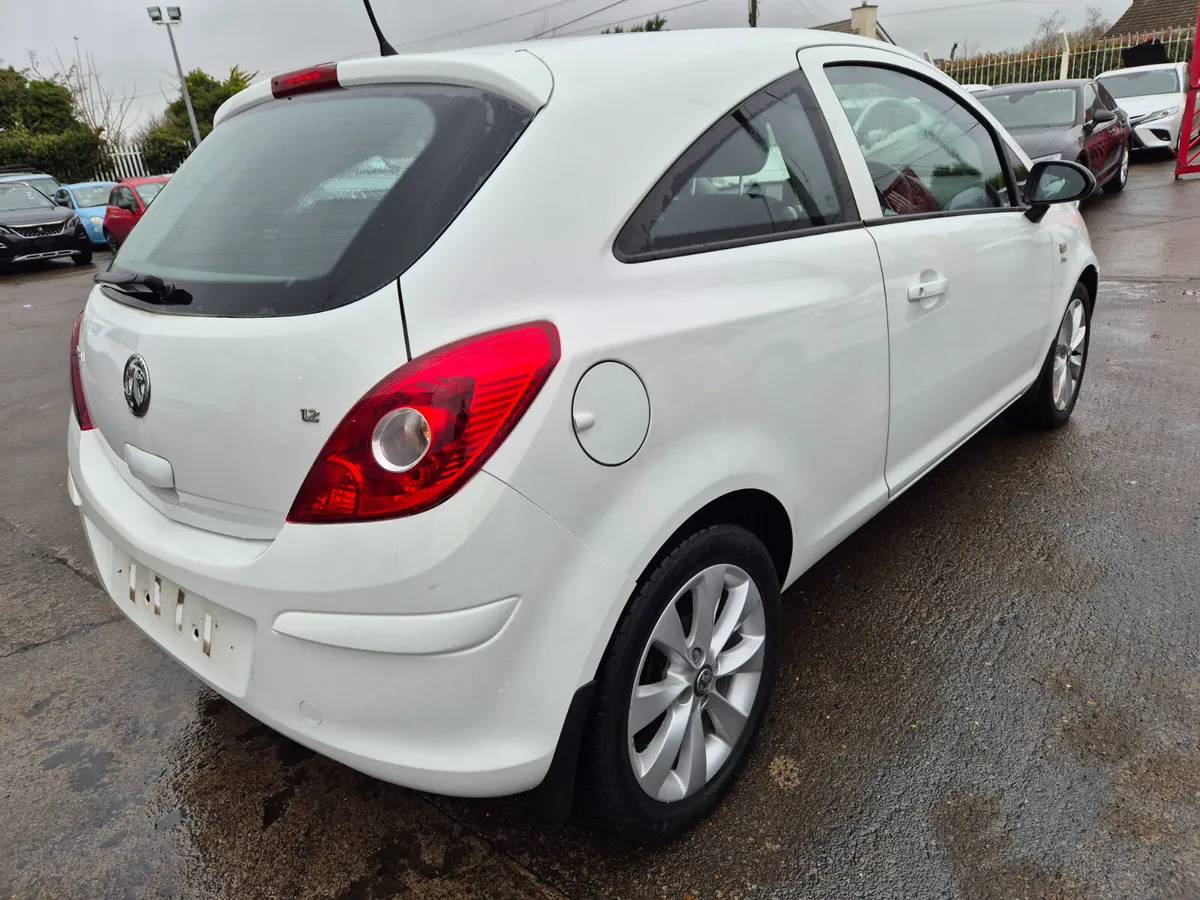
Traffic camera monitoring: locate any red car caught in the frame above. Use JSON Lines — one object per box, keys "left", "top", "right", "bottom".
{"left": 103, "top": 176, "right": 170, "bottom": 252}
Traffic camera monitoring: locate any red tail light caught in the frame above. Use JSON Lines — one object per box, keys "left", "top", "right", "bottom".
{"left": 271, "top": 63, "right": 339, "bottom": 99}
{"left": 70, "top": 311, "right": 94, "bottom": 431}
{"left": 288, "top": 322, "right": 560, "bottom": 523}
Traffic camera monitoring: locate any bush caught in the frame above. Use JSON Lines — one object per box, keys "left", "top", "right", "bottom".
{"left": 139, "top": 128, "right": 193, "bottom": 174}
{"left": 0, "top": 127, "right": 106, "bottom": 183}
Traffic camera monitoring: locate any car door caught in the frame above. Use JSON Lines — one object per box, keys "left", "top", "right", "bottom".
{"left": 1095, "top": 81, "right": 1129, "bottom": 159}
{"left": 1082, "top": 82, "right": 1120, "bottom": 178}
{"left": 130, "top": 186, "right": 149, "bottom": 224}
{"left": 606, "top": 68, "right": 892, "bottom": 566}
{"left": 799, "top": 47, "right": 1056, "bottom": 495}
{"left": 105, "top": 186, "right": 136, "bottom": 241}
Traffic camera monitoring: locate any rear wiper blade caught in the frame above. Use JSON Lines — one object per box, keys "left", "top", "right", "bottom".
{"left": 95, "top": 272, "right": 190, "bottom": 305}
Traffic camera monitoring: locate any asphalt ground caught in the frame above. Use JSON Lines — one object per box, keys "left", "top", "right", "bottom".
{"left": 1, "top": 157, "right": 1198, "bottom": 900}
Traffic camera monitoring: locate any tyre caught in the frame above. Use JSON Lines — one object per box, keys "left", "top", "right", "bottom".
{"left": 1008, "top": 281, "right": 1092, "bottom": 429}
{"left": 579, "top": 524, "right": 781, "bottom": 845}
{"left": 1104, "top": 142, "right": 1129, "bottom": 193}
{"left": 105, "top": 230, "right": 120, "bottom": 254}
{"left": 73, "top": 246, "right": 93, "bottom": 266}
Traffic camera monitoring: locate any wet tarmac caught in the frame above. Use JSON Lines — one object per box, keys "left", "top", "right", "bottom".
{"left": 2, "top": 158, "right": 1198, "bottom": 899}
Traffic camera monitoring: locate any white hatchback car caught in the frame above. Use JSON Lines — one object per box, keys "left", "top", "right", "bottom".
{"left": 1098, "top": 62, "right": 1189, "bottom": 152}
{"left": 67, "top": 30, "right": 1098, "bottom": 845}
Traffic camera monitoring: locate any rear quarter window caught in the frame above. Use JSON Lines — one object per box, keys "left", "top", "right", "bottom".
{"left": 107, "top": 84, "right": 532, "bottom": 317}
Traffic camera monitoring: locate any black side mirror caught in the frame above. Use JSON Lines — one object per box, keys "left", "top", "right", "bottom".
{"left": 1093, "top": 107, "right": 1117, "bottom": 124}
{"left": 55, "top": 196, "right": 70, "bottom": 207}
{"left": 1023, "top": 160, "right": 1096, "bottom": 221}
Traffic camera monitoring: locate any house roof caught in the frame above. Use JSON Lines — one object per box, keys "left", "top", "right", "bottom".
{"left": 1105, "top": 0, "right": 1198, "bottom": 35}
{"left": 812, "top": 17, "right": 896, "bottom": 43}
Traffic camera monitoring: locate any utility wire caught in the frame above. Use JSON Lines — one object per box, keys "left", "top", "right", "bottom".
{"left": 390, "top": 0, "right": 592, "bottom": 50}
{"left": 887, "top": 0, "right": 1086, "bottom": 16}
{"left": 528, "top": 0, "right": 642, "bottom": 38}
{"left": 554, "top": 0, "right": 715, "bottom": 36}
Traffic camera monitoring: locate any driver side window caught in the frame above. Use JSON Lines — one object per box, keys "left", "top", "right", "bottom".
{"left": 825, "top": 64, "right": 1013, "bottom": 216}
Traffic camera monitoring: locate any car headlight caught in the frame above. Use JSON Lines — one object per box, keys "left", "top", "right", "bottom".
{"left": 1033, "top": 152, "right": 1063, "bottom": 163}
{"left": 66, "top": 215, "right": 81, "bottom": 228}
{"left": 89, "top": 215, "right": 103, "bottom": 226}
{"left": 1140, "top": 106, "right": 1180, "bottom": 123}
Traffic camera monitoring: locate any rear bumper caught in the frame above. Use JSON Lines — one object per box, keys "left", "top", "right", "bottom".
{"left": 68, "top": 417, "right": 634, "bottom": 797}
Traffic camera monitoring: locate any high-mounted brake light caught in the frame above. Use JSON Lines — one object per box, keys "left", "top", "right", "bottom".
{"left": 288, "top": 322, "right": 560, "bottom": 523}
{"left": 271, "top": 63, "right": 339, "bottom": 99}
{"left": 70, "top": 311, "right": 94, "bottom": 431}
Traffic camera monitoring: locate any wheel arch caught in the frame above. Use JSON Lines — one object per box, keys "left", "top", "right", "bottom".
{"left": 641, "top": 488, "right": 793, "bottom": 589}
{"left": 1078, "top": 264, "right": 1098, "bottom": 309}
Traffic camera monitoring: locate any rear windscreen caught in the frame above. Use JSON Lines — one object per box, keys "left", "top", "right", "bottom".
{"left": 106, "top": 84, "right": 532, "bottom": 316}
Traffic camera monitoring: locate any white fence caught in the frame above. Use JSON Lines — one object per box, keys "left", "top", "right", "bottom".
{"left": 95, "top": 140, "right": 192, "bottom": 182}
{"left": 939, "top": 26, "right": 1195, "bottom": 87}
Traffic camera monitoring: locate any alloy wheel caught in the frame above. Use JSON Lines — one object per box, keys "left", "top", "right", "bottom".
{"left": 1119, "top": 145, "right": 1129, "bottom": 184}
{"left": 627, "top": 563, "right": 766, "bottom": 803}
{"left": 1052, "top": 296, "right": 1087, "bottom": 410}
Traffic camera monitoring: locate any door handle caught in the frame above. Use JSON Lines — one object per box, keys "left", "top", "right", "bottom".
{"left": 908, "top": 278, "right": 948, "bottom": 302}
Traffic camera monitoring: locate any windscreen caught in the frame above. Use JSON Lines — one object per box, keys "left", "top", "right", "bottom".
{"left": 107, "top": 83, "right": 531, "bottom": 317}
{"left": 135, "top": 181, "right": 166, "bottom": 204}
{"left": 1099, "top": 69, "right": 1180, "bottom": 98}
{"left": 0, "top": 184, "right": 55, "bottom": 211}
{"left": 73, "top": 185, "right": 113, "bottom": 207}
{"left": 981, "top": 89, "right": 1078, "bottom": 129}
{"left": 23, "top": 176, "right": 58, "bottom": 197}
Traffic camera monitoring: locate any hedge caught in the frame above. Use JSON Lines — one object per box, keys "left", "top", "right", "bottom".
{"left": 0, "top": 128, "right": 107, "bottom": 183}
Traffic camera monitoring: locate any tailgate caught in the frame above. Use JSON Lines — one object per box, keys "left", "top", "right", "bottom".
{"left": 79, "top": 283, "right": 407, "bottom": 539}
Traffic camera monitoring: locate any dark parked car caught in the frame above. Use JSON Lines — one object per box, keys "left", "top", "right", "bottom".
{"left": 0, "top": 166, "right": 61, "bottom": 199}
{"left": 977, "top": 79, "right": 1132, "bottom": 194}
{"left": 0, "top": 182, "right": 93, "bottom": 271}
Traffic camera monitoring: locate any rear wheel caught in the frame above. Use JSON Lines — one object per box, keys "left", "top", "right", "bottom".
{"left": 1008, "top": 281, "right": 1092, "bottom": 428}
{"left": 1104, "top": 142, "right": 1130, "bottom": 193}
{"left": 105, "top": 229, "right": 119, "bottom": 254}
{"left": 579, "top": 525, "right": 781, "bottom": 846}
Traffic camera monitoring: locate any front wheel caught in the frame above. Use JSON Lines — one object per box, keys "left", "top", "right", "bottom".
{"left": 73, "top": 247, "right": 93, "bottom": 266}
{"left": 105, "top": 230, "right": 120, "bottom": 254}
{"left": 579, "top": 525, "right": 781, "bottom": 846}
{"left": 1008, "top": 281, "right": 1092, "bottom": 428}
{"left": 1104, "top": 142, "right": 1130, "bottom": 193}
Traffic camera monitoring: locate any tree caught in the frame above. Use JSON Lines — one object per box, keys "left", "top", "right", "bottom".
{"left": 0, "top": 60, "right": 105, "bottom": 180}
{"left": 0, "top": 66, "right": 29, "bottom": 131}
{"left": 138, "top": 66, "right": 254, "bottom": 170}
{"left": 29, "top": 46, "right": 136, "bottom": 142}
{"left": 1020, "top": 6, "right": 1110, "bottom": 51}
{"left": 21, "top": 80, "right": 77, "bottom": 134}
{"left": 603, "top": 15, "right": 668, "bottom": 33}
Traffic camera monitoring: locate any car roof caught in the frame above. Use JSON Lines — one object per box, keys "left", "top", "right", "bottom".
{"left": 976, "top": 80, "right": 1088, "bottom": 96}
{"left": 120, "top": 176, "right": 171, "bottom": 186}
{"left": 217, "top": 28, "right": 927, "bottom": 126}
{"left": 1097, "top": 62, "right": 1184, "bottom": 76}
{"left": 64, "top": 180, "right": 117, "bottom": 189}
{"left": 0, "top": 172, "right": 53, "bottom": 181}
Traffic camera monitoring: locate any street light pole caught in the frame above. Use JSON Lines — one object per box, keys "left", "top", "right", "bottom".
{"left": 749, "top": 0, "right": 758, "bottom": 27}
{"left": 148, "top": 6, "right": 202, "bottom": 147}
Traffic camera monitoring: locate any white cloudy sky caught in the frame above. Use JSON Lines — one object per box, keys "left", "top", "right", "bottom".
{"left": 3, "top": 0, "right": 1133, "bottom": 133}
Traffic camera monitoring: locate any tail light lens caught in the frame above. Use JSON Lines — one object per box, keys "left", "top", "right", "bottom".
{"left": 288, "top": 322, "right": 560, "bottom": 523}
{"left": 70, "top": 311, "right": 94, "bottom": 431}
